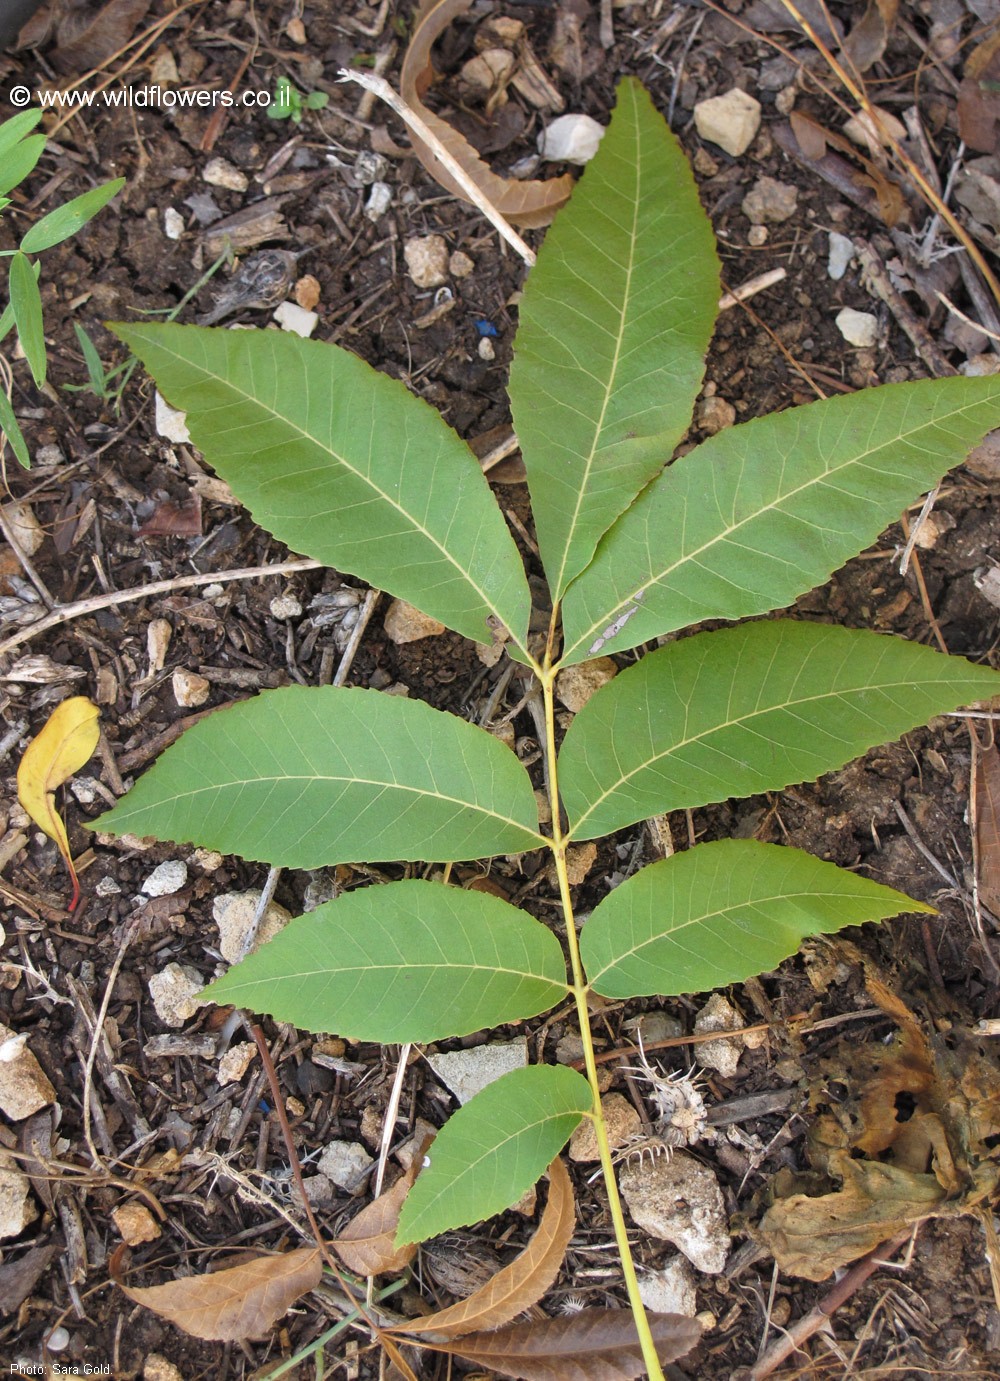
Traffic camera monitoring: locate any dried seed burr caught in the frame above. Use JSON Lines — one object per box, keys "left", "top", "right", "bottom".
{"left": 197, "top": 250, "right": 299, "bottom": 325}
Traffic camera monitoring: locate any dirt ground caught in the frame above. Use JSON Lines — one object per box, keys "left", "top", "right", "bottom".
{"left": 2, "top": 1, "right": 1000, "bottom": 1378}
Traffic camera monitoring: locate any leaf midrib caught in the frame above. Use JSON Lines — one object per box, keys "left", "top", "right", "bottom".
{"left": 223, "top": 960, "right": 568, "bottom": 985}
{"left": 562, "top": 401, "right": 986, "bottom": 660}
{"left": 567, "top": 672, "right": 962, "bottom": 838}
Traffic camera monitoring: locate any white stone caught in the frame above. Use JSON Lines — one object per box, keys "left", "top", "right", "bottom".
{"left": 556, "top": 657, "right": 617, "bottom": 712}
{"left": 827, "top": 232, "right": 854, "bottom": 280}
{"left": 163, "top": 207, "right": 185, "bottom": 240}
{"left": 202, "top": 157, "right": 248, "bottom": 191}
{"left": 742, "top": 176, "right": 797, "bottom": 225}
{"left": 449, "top": 250, "right": 475, "bottom": 278}
{"left": 154, "top": 391, "right": 191, "bottom": 444}
{"left": 112, "top": 1201, "right": 161, "bottom": 1244}
{"left": 212, "top": 889, "right": 292, "bottom": 963}
{"left": 0, "top": 1023, "right": 55, "bottom": 1119}
{"left": 478, "top": 336, "right": 495, "bottom": 361}
{"left": 836, "top": 307, "right": 879, "bottom": 348}
{"left": 147, "top": 618, "right": 172, "bottom": 672}
{"left": 693, "top": 89, "right": 761, "bottom": 157}
{"left": 269, "top": 593, "right": 303, "bottom": 619}
{"left": 2, "top": 501, "right": 44, "bottom": 556}
{"left": 172, "top": 667, "right": 210, "bottom": 708}
{"left": 539, "top": 113, "right": 606, "bottom": 165}
{"left": 428, "top": 1038, "right": 527, "bottom": 1105}
{"left": 273, "top": 301, "right": 318, "bottom": 338}
{"left": 142, "top": 860, "right": 188, "bottom": 898}
{"left": 0, "top": 1149, "right": 36, "bottom": 1239}
{"left": 218, "top": 1041, "right": 257, "bottom": 1084}
{"left": 318, "top": 1139, "right": 373, "bottom": 1191}
{"left": 384, "top": 598, "right": 445, "bottom": 644}
{"left": 638, "top": 1256, "right": 698, "bottom": 1317}
{"left": 194, "top": 848, "right": 224, "bottom": 871}
{"left": 149, "top": 963, "right": 203, "bottom": 1027}
{"left": 404, "top": 234, "right": 450, "bottom": 289}
{"left": 693, "top": 993, "right": 746, "bottom": 1078}
{"left": 619, "top": 1151, "right": 729, "bottom": 1273}
{"left": 365, "top": 181, "right": 393, "bottom": 221}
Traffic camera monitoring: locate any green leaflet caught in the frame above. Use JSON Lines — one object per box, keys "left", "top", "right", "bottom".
{"left": 97, "top": 686, "right": 544, "bottom": 867}
{"left": 20, "top": 178, "right": 125, "bottom": 253}
{"left": 0, "top": 133, "right": 46, "bottom": 197}
{"left": 560, "top": 620, "right": 1000, "bottom": 840}
{"left": 110, "top": 322, "right": 532, "bottom": 651}
{"left": 9, "top": 251, "right": 45, "bottom": 387}
{"left": 205, "top": 880, "right": 568, "bottom": 1042}
{"left": 397, "top": 1065, "right": 592, "bottom": 1245}
{"left": 559, "top": 376, "right": 1000, "bottom": 665}
{"left": 581, "top": 839, "right": 933, "bottom": 999}
{"left": 509, "top": 78, "right": 719, "bottom": 600}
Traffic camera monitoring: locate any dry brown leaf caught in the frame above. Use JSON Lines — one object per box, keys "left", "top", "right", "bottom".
{"left": 841, "top": 0, "right": 898, "bottom": 73}
{"left": 138, "top": 494, "right": 203, "bottom": 539}
{"left": 788, "top": 111, "right": 904, "bottom": 226}
{"left": 789, "top": 110, "right": 829, "bottom": 161}
{"left": 958, "top": 28, "right": 1000, "bottom": 155}
{"left": 400, "top": 1156, "right": 575, "bottom": 1338}
{"left": 331, "top": 1149, "right": 426, "bottom": 1277}
{"left": 975, "top": 741, "right": 1000, "bottom": 915}
{"left": 119, "top": 1247, "right": 322, "bottom": 1341}
{"left": 53, "top": 0, "right": 152, "bottom": 73}
{"left": 400, "top": 0, "right": 573, "bottom": 228}
{"left": 411, "top": 1307, "right": 701, "bottom": 1380}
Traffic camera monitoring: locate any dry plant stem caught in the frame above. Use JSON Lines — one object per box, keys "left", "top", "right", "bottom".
{"left": 0, "top": 556, "right": 323, "bottom": 658}
{"left": 335, "top": 70, "right": 536, "bottom": 268}
{"left": 538, "top": 630, "right": 664, "bottom": 1381}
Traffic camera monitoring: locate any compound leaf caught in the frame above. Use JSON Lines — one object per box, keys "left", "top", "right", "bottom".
{"left": 560, "top": 376, "right": 1000, "bottom": 664}
{"left": 111, "top": 322, "right": 532, "bottom": 650}
{"left": 582, "top": 839, "right": 933, "bottom": 999}
{"left": 509, "top": 78, "right": 719, "bottom": 599}
{"left": 97, "top": 685, "right": 543, "bottom": 866}
{"left": 560, "top": 620, "right": 1000, "bottom": 840}
{"left": 205, "top": 880, "right": 568, "bottom": 1041}
{"left": 397, "top": 1066, "right": 592, "bottom": 1245}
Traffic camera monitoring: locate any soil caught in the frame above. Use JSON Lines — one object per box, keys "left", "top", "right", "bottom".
{"left": 2, "top": 2, "right": 1000, "bottom": 1379}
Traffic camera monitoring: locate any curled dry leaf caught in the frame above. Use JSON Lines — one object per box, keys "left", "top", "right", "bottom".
{"left": 16, "top": 696, "right": 100, "bottom": 910}
{"left": 400, "top": 0, "right": 573, "bottom": 228}
{"left": 331, "top": 1143, "right": 428, "bottom": 1277}
{"left": 118, "top": 1246, "right": 322, "bottom": 1341}
{"left": 412, "top": 1307, "right": 702, "bottom": 1380}
{"left": 974, "top": 741, "right": 1000, "bottom": 916}
{"left": 398, "top": 1156, "right": 575, "bottom": 1338}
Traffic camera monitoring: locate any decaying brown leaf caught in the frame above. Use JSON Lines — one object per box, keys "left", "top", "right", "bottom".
{"left": 841, "top": 0, "right": 898, "bottom": 73}
{"left": 119, "top": 1247, "right": 322, "bottom": 1341}
{"left": 52, "top": 0, "right": 152, "bottom": 73}
{"left": 400, "top": 1157, "right": 575, "bottom": 1338}
{"left": 755, "top": 970, "right": 1000, "bottom": 1281}
{"left": 787, "top": 110, "right": 905, "bottom": 226}
{"left": 974, "top": 741, "right": 1000, "bottom": 916}
{"left": 412, "top": 1308, "right": 701, "bottom": 1380}
{"left": 331, "top": 1148, "right": 426, "bottom": 1277}
{"left": 958, "top": 28, "right": 1000, "bottom": 156}
{"left": 400, "top": 0, "right": 573, "bottom": 228}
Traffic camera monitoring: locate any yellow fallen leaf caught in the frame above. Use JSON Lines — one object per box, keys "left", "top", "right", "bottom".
{"left": 17, "top": 695, "right": 100, "bottom": 910}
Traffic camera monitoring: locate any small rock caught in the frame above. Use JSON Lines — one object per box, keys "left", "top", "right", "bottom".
{"left": 0, "top": 1148, "right": 37, "bottom": 1239}
{"left": 212, "top": 889, "right": 292, "bottom": 964}
{"left": 627, "top": 1011, "right": 683, "bottom": 1045}
{"left": 154, "top": 391, "right": 191, "bottom": 444}
{"left": 172, "top": 668, "right": 211, "bottom": 709}
{"left": 365, "top": 181, "right": 393, "bottom": 221}
{"left": 534, "top": 788, "right": 552, "bottom": 826}
{"left": 148, "top": 963, "right": 203, "bottom": 1028}
{"left": 563, "top": 841, "right": 598, "bottom": 886}
{"left": 693, "top": 89, "right": 761, "bottom": 158}
{"left": 202, "top": 157, "right": 248, "bottom": 191}
{"left": 835, "top": 307, "right": 879, "bottom": 348}
{"left": 966, "top": 428, "right": 1000, "bottom": 479}
{"left": 142, "top": 860, "right": 188, "bottom": 898}
{"left": 619, "top": 1151, "right": 729, "bottom": 1273}
{"left": 555, "top": 1033, "right": 585, "bottom": 1065}
{"left": 218, "top": 1041, "right": 257, "bottom": 1085}
{"left": 742, "top": 176, "right": 798, "bottom": 224}
{"left": 2, "top": 501, "right": 44, "bottom": 556}
{"left": 193, "top": 848, "right": 224, "bottom": 871}
{"left": 147, "top": 618, "right": 172, "bottom": 672}
{"left": 0, "top": 1023, "right": 55, "bottom": 1119}
{"left": 569, "top": 1093, "right": 641, "bottom": 1162}
{"left": 384, "top": 598, "right": 445, "bottom": 644}
{"left": 911, "top": 511, "right": 955, "bottom": 551}
{"left": 298, "top": 1174, "right": 335, "bottom": 1207}
{"left": 747, "top": 224, "right": 768, "bottom": 247}
{"left": 461, "top": 49, "right": 516, "bottom": 99}
{"left": 638, "top": 1256, "right": 698, "bottom": 1317}
{"left": 697, "top": 396, "right": 736, "bottom": 434}
{"left": 975, "top": 567, "right": 1000, "bottom": 610}
{"left": 693, "top": 993, "right": 746, "bottom": 1078}
{"left": 395, "top": 1117, "right": 439, "bottom": 1171}
{"left": 163, "top": 207, "right": 185, "bottom": 240}
{"left": 318, "top": 1139, "right": 373, "bottom": 1192}
{"left": 273, "top": 301, "right": 318, "bottom": 338}
{"left": 295, "top": 274, "right": 321, "bottom": 310}
{"left": 843, "top": 108, "right": 908, "bottom": 154}
{"left": 539, "top": 113, "right": 605, "bottom": 165}
{"left": 478, "top": 337, "right": 495, "bottom": 362}
{"left": 428, "top": 1038, "right": 528, "bottom": 1105}
{"left": 144, "top": 1356, "right": 184, "bottom": 1381}
{"left": 449, "top": 250, "right": 475, "bottom": 278}
{"left": 827, "top": 231, "right": 854, "bottom": 280}
{"left": 556, "top": 657, "right": 618, "bottom": 712}
{"left": 270, "top": 593, "right": 303, "bottom": 620}
{"left": 112, "top": 1201, "right": 161, "bottom": 1245}
{"left": 404, "top": 234, "right": 450, "bottom": 289}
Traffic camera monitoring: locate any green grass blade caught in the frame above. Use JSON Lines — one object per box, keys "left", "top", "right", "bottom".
{"left": 0, "top": 385, "right": 30, "bottom": 468}
{"left": 397, "top": 1066, "right": 592, "bottom": 1244}
{"left": 20, "top": 177, "right": 125, "bottom": 253}
{"left": 0, "top": 110, "right": 43, "bottom": 163}
{"left": 9, "top": 251, "right": 45, "bottom": 387}
{"left": 560, "top": 620, "right": 1000, "bottom": 840}
{"left": 205, "top": 880, "right": 568, "bottom": 1041}
{"left": 0, "top": 133, "right": 46, "bottom": 197}
{"left": 110, "top": 322, "right": 532, "bottom": 650}
{"left": 96, "top": 685, "right": 544, "bottom": 866}
{"left": 509, "top": 79, "right": 719, "bottom": 600}
{"left": 582, "top": 839, "right": 933, "bottom": 998}
{"left": 560, "top": 376, "right": 1000, "bottom": 665}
